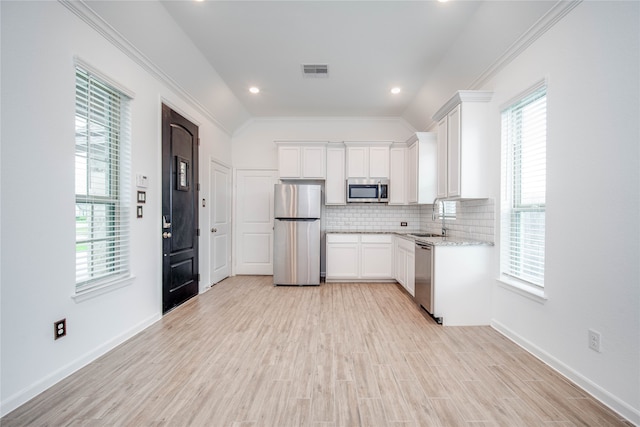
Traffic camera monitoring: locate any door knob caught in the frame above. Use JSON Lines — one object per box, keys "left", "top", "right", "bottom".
{"left": 163, "top": 232, "right": 172, "bottom": 239}
{"left": 211, "top": 228, "right": 217, "bottom": 233}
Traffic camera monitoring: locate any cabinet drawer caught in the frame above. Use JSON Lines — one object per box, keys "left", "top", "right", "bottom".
{"left": 360, "top": 234, "right": 392, "bottom": 244}
{"left": 327, "top": 234, "right": 359, "bottom": 243}
{"left": 396, "top": 236, "right": 415, "bottom": 252}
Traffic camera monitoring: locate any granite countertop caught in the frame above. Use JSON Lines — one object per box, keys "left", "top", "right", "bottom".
{"left": 325, "top": 230, "right": 494, "bottom": 247}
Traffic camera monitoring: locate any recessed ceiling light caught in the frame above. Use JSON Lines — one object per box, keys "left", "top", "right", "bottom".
{"left": 249, "top": 87, "right": 260, "bottom": 94}
{"left": 391, "top": 87, "right": 401, "bottom": 95}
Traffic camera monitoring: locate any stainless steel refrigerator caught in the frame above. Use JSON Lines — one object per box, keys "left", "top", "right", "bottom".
{"left": 273, "top": 184, "right": 321, "bottom": 286}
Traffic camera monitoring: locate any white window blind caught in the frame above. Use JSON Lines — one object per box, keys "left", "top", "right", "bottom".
{"left": 438, "top": 200, "right": 457, "bottom": 219}
{"left": 500, "top": 83, "right": 547, "bottom": 287}
{"left": 75, "top": 66, "right": 131, "bottom": 294}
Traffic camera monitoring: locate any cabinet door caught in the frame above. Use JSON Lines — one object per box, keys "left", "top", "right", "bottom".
{"left": 369, "top": 146, "right": 389, "bottom": 178}
{"left": 395, "top": 246, "right": 407, "bottom": 287}
{"left": 447, "top": 105, "right": 461, "bottom": 198}
{"left": 301, "top": 146, "right": 326, "bottom": 179}
{"left": 325, "top": 147, "right": 346, "bottom": 204}
{"left": 407, "top": 143, "right": 418, "bottom": 204}
{"left": 436, "top": 117, "right": 448, "bottom": 198}
{"left": 389, "top": 147, "right": 406, "bottom": 205}
{"left": 326, "top": 243, "right": 359, "bottom": 279}
{"left": 278, "top": 146, "right": 301, "bottom": 178}
{"left": 347, "top": 147, "right": 368, "bottom": 178}
{"left": 361, "top": 243, "right": 393, "bottom": 279}
{"left": 406, "top": 249, "right": 415, "bottom": 296}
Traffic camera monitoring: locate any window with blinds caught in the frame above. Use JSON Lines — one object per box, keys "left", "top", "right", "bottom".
{"left": 438, "top": 200, "right": 457, "bottom": 220}
{"left": 75, "top": 65, "right": 131, "bottom": 294}
{"left": 500, "top": 82, "right": 547, "bottom": 287}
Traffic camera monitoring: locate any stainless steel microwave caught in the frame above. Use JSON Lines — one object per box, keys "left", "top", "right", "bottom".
{"left": 347, "top": 178, "right": 389, "bottom": 203}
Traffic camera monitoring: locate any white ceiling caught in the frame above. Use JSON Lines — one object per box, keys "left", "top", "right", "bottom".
{"left": 159, "top": 0, "right": 558, "bottom": 126}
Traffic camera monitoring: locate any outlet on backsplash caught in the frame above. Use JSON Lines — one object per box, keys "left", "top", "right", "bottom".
{"left": 401, "top": 222, "right": 407, "bottom": 227}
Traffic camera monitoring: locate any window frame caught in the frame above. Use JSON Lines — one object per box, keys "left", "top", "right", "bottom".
{"left": 499, "top": 80, "right": 547, "bottom": 296}
{"left": 74, "top": 60, "right": 134, "bottom": 300}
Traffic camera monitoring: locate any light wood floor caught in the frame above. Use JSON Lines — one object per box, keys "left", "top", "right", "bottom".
{"left": 2, "top": 276, "right": 631, "bottom": 426}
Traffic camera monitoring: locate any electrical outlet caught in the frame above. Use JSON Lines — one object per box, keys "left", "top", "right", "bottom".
{"left": 54, "top": 319, "right": 66, "bottom": 340}
{"left": 588, "top": 329, "right": 601, "bottom": 352}
{"left": 400, "top": 222, "right": 408, "bottom": 227}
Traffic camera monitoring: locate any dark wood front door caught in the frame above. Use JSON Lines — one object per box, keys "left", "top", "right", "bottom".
{"left": 162, "top": 104, "right": 199, "bottom": 314}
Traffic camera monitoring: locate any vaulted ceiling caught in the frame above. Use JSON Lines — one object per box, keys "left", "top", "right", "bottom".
{"left": 87, "top": 0, "right": 562, "bottom": 133}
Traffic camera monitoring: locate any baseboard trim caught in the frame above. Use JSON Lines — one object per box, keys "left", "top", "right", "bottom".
{"left": 0, "top": 313, "right": 161, "bottom": 417}
{"left": 491, "top": 319, "right": 640, "bottom": 425}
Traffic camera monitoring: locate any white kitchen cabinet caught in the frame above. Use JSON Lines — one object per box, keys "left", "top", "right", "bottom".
{"left": 432, "top": 91, "right": 493, "bottom": 199}
{"left": 368, "top": 146, "right": 390, "bottom": 178}
{"left": 325, "top": 144, "right": 346, "bottom": 205}
{"left": 346, "top": 146, "right": 368, "bottom": 178}
{"left": 275, "top": 142, "right": 326, "bottom": 179}
{"left": 394, "top": 236, "right": 415, "bottom": 296}
{"left": 344, "top": 142, "right": 391, "bottom": 179}
{"left": 406, "top": 132, "right": 437, "bottom": 204}
{"left": 389, "top": 145, "right": 407, "bottom": 205}
{"left": 326, "top": 233, "right": 393, "bottom": 281}
{"left": 326, "top": 234, "right": 359, "bottom": 279}
{"left": 432, "top": 245, "right": 492, "bottom": 326}
{"left": 436, "top": 117, "right": 448, "bottom": 198}
{"left": 360, "top": 234, "right": 393, "bottom": 279}
{"left": 395, "top": 238, "right": 406, "bottom": 286}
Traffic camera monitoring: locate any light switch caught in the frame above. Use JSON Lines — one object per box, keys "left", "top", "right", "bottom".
{"left": 136, "top": 174, "right": 149, "bottom": 188}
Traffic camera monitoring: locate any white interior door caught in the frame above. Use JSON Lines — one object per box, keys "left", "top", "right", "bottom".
{"left": 210, "top": 160, "right": 231, "bottom": 285}
{"left": 235, "top": 169, "right": 279, "bottom": 275}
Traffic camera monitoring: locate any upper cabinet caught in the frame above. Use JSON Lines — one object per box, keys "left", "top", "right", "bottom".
{"left": 325, "top": 144, "right": 346, "bottom": 205}
{"left": 276, "top": 141, "right": 327, "bottom": 180}
{"left": 344, "top": 142, "right": 391, "bottom": 179}
{"left": 389, "top": 144, "right": 407, "bottom": 205}
{"left": 406, "top": 132, "right": 437, "bottom": 204}
{"left": 432, "top": 91, "right": 493, "bottom": 199}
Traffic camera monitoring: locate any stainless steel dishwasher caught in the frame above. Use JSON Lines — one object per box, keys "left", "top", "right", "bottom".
{"left": 415, "top": 242, "right": 441, "bottom": 324}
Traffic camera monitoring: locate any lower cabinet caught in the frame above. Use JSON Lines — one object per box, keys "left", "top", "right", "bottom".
{"left": 394, "top": 236, "right": 415, "bottom": 296}
{"left": 325, "top": 234, "right": 359, "bottom": 279}
{"left": 432, "top": 245, "right": 492, "bottom": 326}
{"left": 327, "top": 233, "right": 493, "bottom": 326}
{"left": 326, "top": 234, "right": 393, "bottom": 281}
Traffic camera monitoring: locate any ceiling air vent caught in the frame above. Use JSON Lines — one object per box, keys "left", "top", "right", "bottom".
{"left": 302, "top": 64, "right": 329, "bottom": 78}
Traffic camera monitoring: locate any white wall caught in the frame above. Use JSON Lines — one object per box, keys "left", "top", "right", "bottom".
{"left": 232, "top": 117, "right": 415, "bottom": 170}
{"left": 479, "top": 2, "right": 639, "bottom": 422}
{"left": 0, "top": 1, "right": 232, "bottom": 415}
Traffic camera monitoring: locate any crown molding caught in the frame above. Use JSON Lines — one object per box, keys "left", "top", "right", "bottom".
{"left": 469, "top": 0, "right": 582, "bottom": 90}
{"left": 58, "top": 0, "right": 232, "bottom": 136}
{"left": 432, "top": 91, "right": 494, "bottom": 122}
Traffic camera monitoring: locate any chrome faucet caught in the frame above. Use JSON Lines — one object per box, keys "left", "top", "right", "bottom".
{"left": 432, "top": 197, "right": 447, "bottom": 237}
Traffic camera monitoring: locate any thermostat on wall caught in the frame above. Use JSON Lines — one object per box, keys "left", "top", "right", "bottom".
{"left": 136, "top": 174, "right": 149, "bottom": 188}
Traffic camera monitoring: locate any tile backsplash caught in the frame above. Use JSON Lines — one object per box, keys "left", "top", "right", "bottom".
{"left": 419, "top": 199, "right": 495, "bottom": 242}
{"left": 324, "top": 204, "right": 422, "bottom": 232}
{"left": 324, "top": 199, "right": 495, "bottom": 242}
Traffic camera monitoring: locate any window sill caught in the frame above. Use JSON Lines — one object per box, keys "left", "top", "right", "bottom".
{"left": 497, "top": 276, "right": 547, "bottom": 304}
{"left": 72, "top": 275, "right": 135, "bottom": 303}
